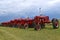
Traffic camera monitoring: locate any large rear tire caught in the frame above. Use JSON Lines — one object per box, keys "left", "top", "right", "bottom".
{"left": 52, "top": 18, "right": 59, "bottom": 29}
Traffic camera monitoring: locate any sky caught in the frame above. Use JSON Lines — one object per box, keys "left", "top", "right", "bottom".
{"left": 0, "top": 0, "right": 60, "bottom": 22}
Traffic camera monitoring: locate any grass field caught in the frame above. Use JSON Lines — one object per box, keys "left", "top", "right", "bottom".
{"left": 0, "top": 21, "right": 60, "bottom": 40}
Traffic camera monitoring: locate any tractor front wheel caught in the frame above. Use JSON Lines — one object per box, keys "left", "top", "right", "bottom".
{"left": 34, "top": 23, "right": 41, "bottom": 31}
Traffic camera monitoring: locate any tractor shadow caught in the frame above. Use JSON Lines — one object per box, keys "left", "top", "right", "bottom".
{"left": 28, "top": 26, "right": 53, "bottom": 31}
{"left": 44, "top": 27, "right": 53, "bottom": 30}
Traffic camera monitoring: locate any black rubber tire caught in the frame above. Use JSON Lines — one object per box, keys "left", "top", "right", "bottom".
{"left": 34, "top": 23, "right": 41, "bottom": 31}
{"left": 24, "top": 23, "right": 28, "bottom": 29}
{"left": 52, "top": 18, "right": 59, "bottom": 29}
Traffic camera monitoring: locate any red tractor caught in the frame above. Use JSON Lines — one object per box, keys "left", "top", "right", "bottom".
{"left": 1, "top": 15, "right": 59, "bottom": 30}
{"left": 33, "top": 16, "right": 50, "bottom": 30}
{"left": 33, "top": 16, "right": 59, "bottom": 30}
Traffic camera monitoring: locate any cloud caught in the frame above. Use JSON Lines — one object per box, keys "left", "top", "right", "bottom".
{"left": 0, "top": 0, "right": 60, "bottom": 14}
{"left": 0, "top": 0, "right": 60, "bottom": 22}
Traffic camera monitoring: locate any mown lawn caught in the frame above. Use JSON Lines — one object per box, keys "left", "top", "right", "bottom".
{"left": 0, "top": 21, "right": 60, "bottom": 40}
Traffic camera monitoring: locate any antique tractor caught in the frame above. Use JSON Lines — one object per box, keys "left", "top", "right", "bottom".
{"left": 1, "top": 15, "right": 59, "bottom": 30}
{"left": 33, "top": 16, "right": 59, "bottom": 30}
{"left": 33, "top": 16, "right": 50, "bottom": 30}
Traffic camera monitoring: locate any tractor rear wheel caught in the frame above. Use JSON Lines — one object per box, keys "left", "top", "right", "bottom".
{"left": 52, "top": 18, "right": 59, "bottom": 29}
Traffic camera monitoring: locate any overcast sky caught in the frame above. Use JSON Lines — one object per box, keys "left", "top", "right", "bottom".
{"left": 0, "top": 0, "right": 60, "bottom": 22}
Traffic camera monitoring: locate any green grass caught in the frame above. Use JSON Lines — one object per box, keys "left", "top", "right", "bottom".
{"left": 0, "top": 21, "right": 60, "bottom": 40}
